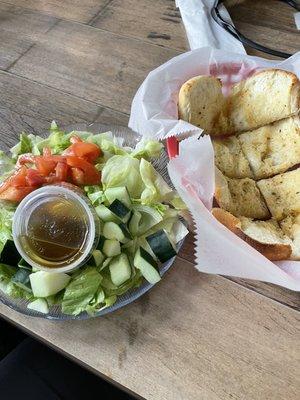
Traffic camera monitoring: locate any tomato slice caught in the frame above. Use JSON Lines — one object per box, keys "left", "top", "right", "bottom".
{"left": 70, "top": 135, "right": 83, "bottom": 144}
{"left": 71, "top": 167, "right": 85, "bottom": 186}
{"left": 63, "top": 142, "right": 101, "bottom": 162}
{"left": 0, "top": 186, "right": 35, "bottom": 202}
{"left": 42, "top": 147, "right": 52, "bottom": 157}
{"left": 10, "top": 166, "right": 27, "bottom": 187}
{"left": 26, "top": 169, "right": 45, "bottom": 187}
{"left": 17, "top": 154, "right": 35, "bottom": 166}
{"left": 66, "top": 156, "right": 100, "bottom": 185}
{"left": 35, "top": 157, "right": 56, "bottom": 176}
{"left": 55, "top": 162, "right": 68, "bottom": 182}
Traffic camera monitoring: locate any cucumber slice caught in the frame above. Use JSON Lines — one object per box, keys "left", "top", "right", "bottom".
{"left": 100, "top": 257, "right": 112, "bottom": 271}
{"left": 128, "top": 211, "right": 142, "bottom": 236}
{"left": 119, "top": 223, "right": 132, "bottom": 240}
{"left": 91, "top": 249, "right": 105, "bottom": 267}
{"left": 27, "top": 298, "right": 49, "bottom": 314}
{"left": 109, "top": 253, "right": 131, "bottom": 286}
{"left": 18, "top": 259, "right": 32, "bottom": 271}
{"left": 0, "top": 240, "right": 21, "bottom": 266}
{"left": 109, "top": 199, "right": 131, "bottom": 223}
{"left": 97, "top": 236, "right": 106, "bottom": 251}
{"left": 105, "top": 187, "right": 131, "bottom": 208}
{"left": 133, "top": 205, "right": 163, "bottom": 235}
{"left": 146, "top": 229, "right": 176, "bottom": 263}
{"left": 29, "top": 271, "right": 71, "bottom": 298}
{"left": 103, "top": 239, "right": 121, "bottom": 257}
{"left": 134, "top": 247, "right": 161, "bottom": 284}
{"left": 103, "top": 222, "right": 125, "bottom": 242}
{"left": 12, "top": 269, "right": 32, "bottom": 292}
{"left": 95, "top": 204, "right": 118, "bottom": 223}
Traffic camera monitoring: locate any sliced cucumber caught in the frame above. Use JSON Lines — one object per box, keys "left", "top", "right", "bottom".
{"left": 100, "top": 257, "right": 112, "bottom": 271}
{"left": 103, "top": 222, "right": 125, "bottom": 242}
{"left": 146, "top": 229, "right": 176, "bottom": 263}
{"left": 91, "top": 249, "right": 105, "bottom": 267}
{"left": 109, "top": 199, "right": 131, "bottom": 223}
{"left": 134, "top": 247, "right": 161, "bottom": 284}
{"left": 97, "top": 236, "right": 106, "bottom": 251}
{"left": 29, "top": 271, "right": 71, "bottom": 298}
{"left": 18, "top": 259, "right": 32, "bottom": 271}
{"left": 128, "top": 211, "right": 142, "bottom": 236}
{"left": 109, "top": 253, "right": 131, "bottom": 286}
{"left": 27, "top": 298, "right": 49, "bottom": 314}
{"left": 12, "top": 269, "right": 32, "bottom": 292}
{"left": 132, "top": 205, "right": 163, "bottom": 235}
{"left": 119, "top": 223, "right": 132, "bottom": 240}
{"left": 95, "top": 204, "right": 118, "bottom": 223}
{"left": 105, "top": 186, "right": 131, "bottom": 208}
{"left": 103, "top": 239, "right": 121, "bottom": 257}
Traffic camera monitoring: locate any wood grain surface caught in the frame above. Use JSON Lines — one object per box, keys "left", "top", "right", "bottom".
{"left": 0, "top": 0, "right": 299, "bottom": 398}
{"left": 1, "top": 256, "right": 299, "bottom": 400}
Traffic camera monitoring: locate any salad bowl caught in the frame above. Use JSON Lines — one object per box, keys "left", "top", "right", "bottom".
{"left": 0, "top": 123, "right": 187, "bottom": 320}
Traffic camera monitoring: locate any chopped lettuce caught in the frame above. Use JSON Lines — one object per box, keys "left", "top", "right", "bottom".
{"left": 102, "top": 155, "right": 144, "bottom": 198}
{"left": 140, "top": 158, "right": 173, "bottom": 204}
{"left": 0, "top": 204, "right": 15, "bottom": 254}
{"left": 61, "top": 267, "right": 102, "bottom": 316}
{"left": 0, "top": 151, "right": 15, "bottom": 179}
{"left": 131, "top": 139, "right": 163, "bottom": 159}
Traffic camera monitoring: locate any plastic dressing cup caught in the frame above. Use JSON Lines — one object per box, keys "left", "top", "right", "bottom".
{"left": 12, "top": 185, "right": 100, "bottom": 273}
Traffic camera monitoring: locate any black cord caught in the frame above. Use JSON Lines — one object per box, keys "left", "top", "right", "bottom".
{"left": 211, "top": 0, "right": 299, "bottom": 58}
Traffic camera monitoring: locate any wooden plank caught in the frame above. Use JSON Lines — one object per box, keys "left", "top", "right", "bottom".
{"left": 229, "top": 0, "right": 298, "bottom": 34}
{"left": 9, "top": 20, "right": 179, "bottom": 114}
{"left": 94, "top": 107, "right": 129, "bottom": 127}
{"left": 0, "top": 71, "right": 128, "bottom": 149}
{"left": 180, "top": 234, "right": 300, "bottom": 310}
{"left": 1, "top": 257, "right": 299, "bottom": 400}
{"left": 91, "top": 0, "right": 188, "bottom": 51}
{"left": 0, "top": 3, "right": 57, "bottom": 70}
{"left": 0, "top": 0, "right": 109, "bottom": 23}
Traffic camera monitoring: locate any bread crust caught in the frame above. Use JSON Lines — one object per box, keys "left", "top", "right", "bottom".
{"left": 212, "top": 208, "right": 292, "bottom": 261}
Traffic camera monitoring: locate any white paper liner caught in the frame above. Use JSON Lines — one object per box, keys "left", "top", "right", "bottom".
{"left": 129, "top": 47, "right": 300, "bottom": 140}
{"left": 168, "top": 135, "right": 300, "bottom": 291}
{"left": 129, "top": 47, "right": 300, "bottom": 290}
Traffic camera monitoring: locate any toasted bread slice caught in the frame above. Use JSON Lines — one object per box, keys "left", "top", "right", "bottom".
{"left": 178, "top": 75, "right": 228, "bottom": 135}
{"left": 228, "top": 69, "right": 300, "bottom": 132}
{"left": 212, "top": 208, "right": 292, "bottom": 260}
{"left": 257, "top": 168, "right": 300, "bottom": 220}
{"left": 215, "top": 168, "right": 270, "bottom": 219}
{"left": 213, "top": 136, "right": 253, "bottom": 179}
{"left": 280, "top": 214, "right": 300, "bottom": 260}
{"left": 239, "top": 116, "right": 300, "bottom": 179}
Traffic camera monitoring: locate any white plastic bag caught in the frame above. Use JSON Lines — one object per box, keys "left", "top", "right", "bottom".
{"left": 129, "top": 47, "right": 300, "bottom": 290}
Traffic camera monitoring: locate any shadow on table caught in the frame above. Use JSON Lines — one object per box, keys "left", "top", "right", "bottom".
{"left": 0, "top": 318, "right": 135, "bottom": 400}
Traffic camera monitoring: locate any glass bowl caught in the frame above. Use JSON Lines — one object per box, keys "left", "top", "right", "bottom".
{"left": 0, "top": 123, "right": 186, "bottom": 320}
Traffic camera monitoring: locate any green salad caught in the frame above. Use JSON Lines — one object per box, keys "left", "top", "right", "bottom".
{"left": 0, "top": 122, "right": 188, "bottom": 316}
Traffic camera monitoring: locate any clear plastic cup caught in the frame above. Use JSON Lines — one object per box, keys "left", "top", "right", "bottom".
{"left": 12, "top": 184, "right": 100, "bottom": 273}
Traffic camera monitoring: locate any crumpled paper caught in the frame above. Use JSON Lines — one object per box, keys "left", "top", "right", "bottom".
{"left": 129, "top": 46, "right": 300, "bottom": 290}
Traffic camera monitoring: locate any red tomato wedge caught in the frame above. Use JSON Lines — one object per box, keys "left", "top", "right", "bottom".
{"left": 66, "top": 156, "right": 100, "bottom": 185}
{"left": 35, "top": 157, "right": 57, "bottom": 176}
{"left": 17, "top": 154, "right": 35, "bottom": 166}
{"left": 71, "top": 167, "right": 85, "bottom": 186}
{"left": 70, "top": 135, "right": 83, "bottom": 144}
{"left": 0, "top": 186, "right": 36, "bottom": 202}
{"left": 26, "top": 169, "right": 45, "bottom": 187}
{"left": 63, "top": 142, "right": 101, "bottom": 162}
{"left": 42, "top": 147, "right": 52, "bottom": 157}
{"left": 55, "top": 162, "right": 68, "bottom": 182}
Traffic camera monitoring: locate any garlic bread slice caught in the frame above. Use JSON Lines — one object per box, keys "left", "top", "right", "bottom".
{"left": 212, "top": 208, "right": 292, "bottom": 260}
{"left": 239, "top": 116, "right": 300, "bottom": 179}
{"left": 213, "top": 136, "right": 253, "bottom": 179}
{"left": 257, "top": 168, "right": 300, "bottom": 220}
{"left": 215, "top": 168, "right": 270, "bottom": 219}
{"left": 228, "top": 69, "right": 300, "bottom": 133}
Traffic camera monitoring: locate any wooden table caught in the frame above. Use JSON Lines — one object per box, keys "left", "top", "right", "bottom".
{"left": 0, "top": 1, "right": 299, "bottom": 399}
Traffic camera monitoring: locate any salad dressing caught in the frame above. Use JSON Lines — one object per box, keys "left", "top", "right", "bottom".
{"left": 19, "top": 197, "right": 89, "bottom": 268}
